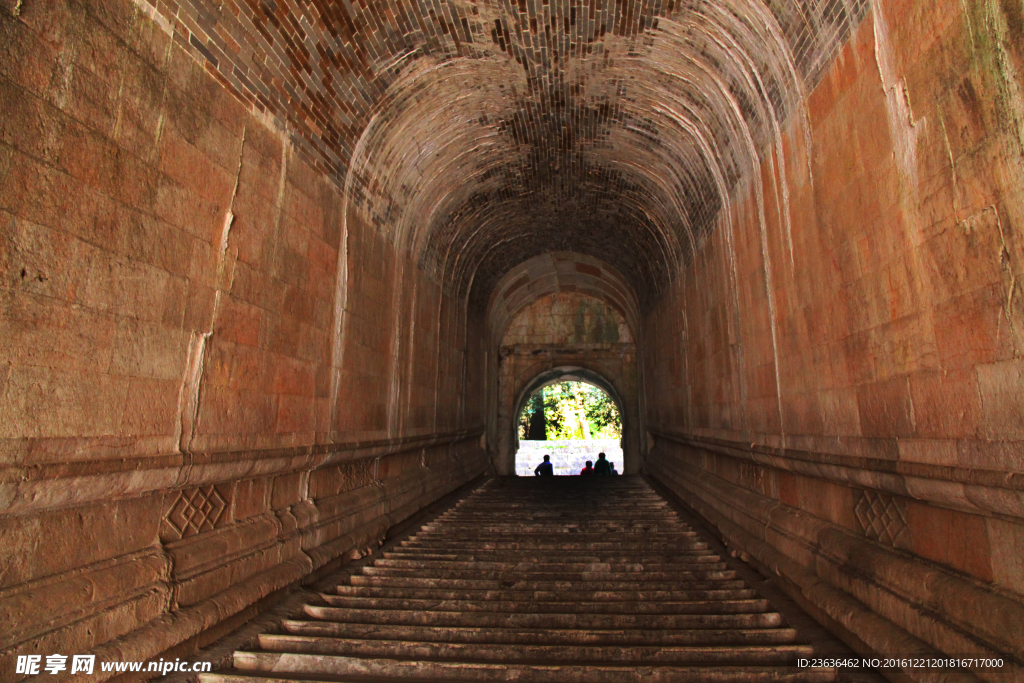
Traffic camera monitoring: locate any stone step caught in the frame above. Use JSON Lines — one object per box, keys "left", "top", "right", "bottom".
{"left": 218, "top": 652, "right": 836, "bottom": 682}
{"left": 456, "top": 499, "right": 671, "bottom": 505}
{"left": 408, "top": 532, "right": 701, "bottom": 541}
{"left": 202, "top": 477, "right": 837, "bottom": 683}
{"left": 456, "top": 495, "right": 667, "bottom": 498}
{"left": 430, "top": 524, "right": 679, "bottom": 528}
{"left": 413, "top": 528, "right": 696, "bottom": 536}
{"left": 370, "top": 558, "right": 728, "bottom": 571}
{"left": 463, "top": 490, "right": 665, "bottom": 493}
{"left": 441, "top": 501, "right": 673, "bottom": 509}
{"left": 462, "top": 496, "right": 667, "bottom": 501}
{"left": 457, "top": 502, "right": 669, "bottom": 508}
{"left": 449, "top": 509, "right": 672, "bottom": 516}
{"left": 380, "top": 550, "right": 718, "bottom": 562}
{"left": 432, "top": 516, "right": 679, "bottom": 520}
{"left": 454, "top": 501, "right": 671, "bottom": 508}
{"left": 436, "top": 512, "right": 679, "bottom": 520}
{"left": 358, "top": 566, "right": 736, "bottom": 581}
{"left": 304, "top": 604, "right": 784, "bottom": 629}
{"left": 332, "top": 584, "right": 760, "bottom": 602}
{"left": 346, "top": 575, "right": 746, "bottom": 591}
{"left": 281, "top": 620, "right": 805, "bottom": 646}
{"left": 320, "top": 594, "right": 772, "bottom": 614}
{"left": 400, "top": 539, "right": 709, "bottom": 551}
{"left": 416, "top": 528, "right": 688, "bottom": 536}
{"left": 436, "top": 510, "right": 679, "bottom": 517}
{"left": 258, "top": 634, "right": 815, "bottom": 664}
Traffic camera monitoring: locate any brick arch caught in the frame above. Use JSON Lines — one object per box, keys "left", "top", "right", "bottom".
{"left": 507, "top": 366, "right": 633, "bottom": 476}
{"left": 485, "top": 252, "right": 641, "bottom": 339}
{"left": 495, "top": 354, "right": 642, "bottom": 475}
{"left": 484, "top": 253, "right": 644, "bottom": 475}
{"left": 146, "top": 0, "right": 869, "bottom": 307}
{"left": 488, "top": 261, "right": 644, "bottom": 475}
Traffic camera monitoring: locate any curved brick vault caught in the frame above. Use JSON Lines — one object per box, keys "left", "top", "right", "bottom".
{"left": 139, "top": 0, "right": 867, "bottom": 307}
{"left": 5, "top": 0, "right": 1024, "bottom": 679}
{"left": 486, "top": 253, "right": 639, "bottom": 340}
{"left": 485, "top": 254, "right": 642, "bottom": 473}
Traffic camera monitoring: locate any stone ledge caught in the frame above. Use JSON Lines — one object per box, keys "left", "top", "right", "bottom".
{"left": 651, "top": 430, "right": 1024, "bottom": 521}
{"left": 0, "top": 428, "right": 485, "bottom": 516}
{"left": 650, "top": 455, "right": 1024, "bottom": 674}
{"left": 2, "top": 456, "right": 488, "bottom": 679}
{"left": 0, "top": 549, "right": 171, "bottom": 651}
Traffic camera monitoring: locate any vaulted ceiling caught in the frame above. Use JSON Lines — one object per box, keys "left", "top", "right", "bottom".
{"left": 159, "top": 0, "right": 868, "bottom": 308}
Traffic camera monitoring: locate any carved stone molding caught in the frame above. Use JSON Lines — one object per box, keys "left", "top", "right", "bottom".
{"left": 0, "top": 428, "right": 485, "bottom": 517}
{"left": 162, "top": 486, "right": 229, "bottom": 541}
{"left": 854, "top": 490, "right": 909, "bottom": 548}
{"left": 648, "top": 457, "right": 1024, "bottom": 669}
{"left": 650, "top": 429, "right": 1024, "bottom": 521}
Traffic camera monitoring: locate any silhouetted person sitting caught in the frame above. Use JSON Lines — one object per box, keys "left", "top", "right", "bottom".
{"left": 593, "top": 452, "right": 612, "bottom": 475}
{"left": 534, "top": 455, "right": 554, "bottom": 476}
{"left": 580, "top": 460, "right": 594, "bottom": 475}
{"left": 609, "top": 463, "right": 619, "bottom": 475}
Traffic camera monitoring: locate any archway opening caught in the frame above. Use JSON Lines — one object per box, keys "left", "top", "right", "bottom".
{"left": 514, "top": 380, "right": 623, "bottom": 476}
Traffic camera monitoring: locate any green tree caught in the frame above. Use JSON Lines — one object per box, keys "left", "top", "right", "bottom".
{"left": 525, "top": 382, "right": 621, "bottom": 441}
{"left": 518, "top": 392, "right": 546, "bottom": 440}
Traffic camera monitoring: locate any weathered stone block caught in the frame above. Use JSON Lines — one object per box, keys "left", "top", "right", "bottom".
{"left": 976, "top": 358, "right": 1024, "bottom": 440}
{"left": 0, "top": 365, "right": 130, "bottom": 438}
{"left": 907, "top": 501, "right": 993, "bottom": 581}
{"left": 908, "top": 368, "right": 981, "bottom": 439}
{"left": 986, "top": 516, "right": 1024, "bottom": 597}
{"left": 856, "top": 376, "right": 915, "bottom": 439}
{"left": 109, "top": 317, "right": 188, "bottom": 380}
{"left": 0, "top": 11, "right": 61, "bottom": 99}
{"left": 934, "top": 284, "right": 1015, "bottom": 370}
{"left": 119, "top": 376, "right": 179, "bottom": 436}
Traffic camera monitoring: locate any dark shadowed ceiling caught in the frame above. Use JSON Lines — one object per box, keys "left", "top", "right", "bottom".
{"left": 151, "top": 0, "right": 869, "bottom": 308}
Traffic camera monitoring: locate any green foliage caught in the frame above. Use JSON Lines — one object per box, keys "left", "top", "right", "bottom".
{"left": 518, "top": 392, "right": 546, "bottom": 440}
{"left": 519, "top": 381, "right": 621, "bottom": 440}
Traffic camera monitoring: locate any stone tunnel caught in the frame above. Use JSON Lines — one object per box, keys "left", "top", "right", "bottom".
{"left": 1, "top": 0, "right": 1023, "bottom": 680}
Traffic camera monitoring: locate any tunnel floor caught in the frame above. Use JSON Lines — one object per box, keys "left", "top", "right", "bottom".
{"left": 195, "top": 476, "right": 888, "bottom": 682}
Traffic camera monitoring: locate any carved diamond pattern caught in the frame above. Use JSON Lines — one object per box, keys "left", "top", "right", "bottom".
{"left": 164, "top": 486, "right": 227, "bottom": 540}
{"left": 854, "top": 491, "right": 908, "bottom": 547}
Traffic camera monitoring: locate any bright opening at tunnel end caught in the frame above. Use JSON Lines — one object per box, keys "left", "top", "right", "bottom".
{"left": 515, "top": 381, "right": 623, "bottom": 475}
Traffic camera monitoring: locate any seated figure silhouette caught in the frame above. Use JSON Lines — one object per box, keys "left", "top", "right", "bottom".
{"left": 580, "top": 460, "right": 594, "bottom": 475}
{"left": 593, "top": 452, "right": 613, "bottom": 475}
{"left": 609, "top": 463, "right": 619, "bottom": 475}
{"left": 534, "top": 454, "right": 554, "bottom": 476}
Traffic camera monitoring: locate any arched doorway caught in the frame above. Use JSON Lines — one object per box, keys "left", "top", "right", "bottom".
{"left": 484, "top": 254, "right": 644, "bottom": 476}
{"left": 513, "top": 373, "right": 624, "bottom": 475}
{"left": 495, "top": 362, "right": 642, "bottom": 475}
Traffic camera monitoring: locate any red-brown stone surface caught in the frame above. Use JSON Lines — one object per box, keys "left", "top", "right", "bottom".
{"left": 643, "top": 0, "right": 1024, "bottom": 675}
{"left": 2, "top": 0, "right": 1024, "bottom": 678}
{"left": 0, "top": 0, "right": 487, "bottom": 674}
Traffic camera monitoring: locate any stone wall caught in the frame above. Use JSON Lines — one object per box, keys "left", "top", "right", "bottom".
{"left": 642, "top": 0, "right": 1024, "bottom": 677}
{"left": 494, "top": 288, "right": 639, "bottom": 474}
{"left": 503, "top": 292, "right": 633, "bottom": 347}
{"left": 515, "top": 439, "right": 623, "bottom": 476}
{"left": 0, "top": 0, "right": 487, "bottom": 674}
{"left": 111, "top": 0, "right": 875, "bottom": 314}
{"left": 5, "top": 0, "right": 1024, "bottom": 675}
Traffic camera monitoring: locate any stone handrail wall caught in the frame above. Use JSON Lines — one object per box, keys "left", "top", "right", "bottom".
{"left": 641, "top": 0, "right": 1024, "bottom": 678}
{"left": 648, "top": 433, "right": 1024, "bottom": 679}
{"left": 0, "top": 431, "right": 487, "bottom": 675}
{"left": 0, "top": 0, "right": 490, "bottom": 673}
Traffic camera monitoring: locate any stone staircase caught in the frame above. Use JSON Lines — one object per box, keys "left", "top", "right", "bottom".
{"left": 201, "top": 476, "right": 837, "bottom": 682}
